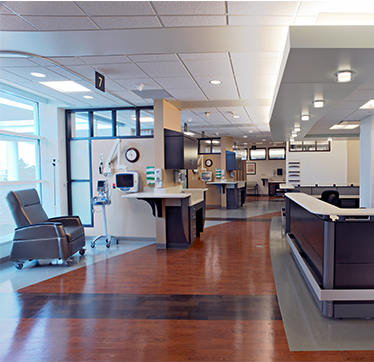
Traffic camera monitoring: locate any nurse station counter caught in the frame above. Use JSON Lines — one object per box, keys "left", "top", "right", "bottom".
{"left": 285, "top": 193, "right": 374, "bottom": 319}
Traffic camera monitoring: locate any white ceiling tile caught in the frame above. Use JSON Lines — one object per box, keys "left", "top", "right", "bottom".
{"left": 2, "top": 66, "right": 69, "bottom": 82}
{"left": 44, "top": 65, "right": 88, "bottom": 82}
{"left": 103, "top": 78, "right": 127, "bottom": 92}
{"left": 230, "top": 52, "right": 281, "bottom": 59}
{"left": 91, "top": 16, "right": 161, "bottom": 29}
{"left": 76, "top": 1, "right": 155, "bottom": 16}
{"left": 245, "top": 106, "right": 271, "bottom": 124}
{"left": 60, "top": 65, "right": 96, "bottom": 80}
{"left": 183, "top": 58, "right": 232, "bottom": 77}
{"left": 161, "top": 15, "right": 226, "bottom": 27}
{"left": 0, "top": 57, "right": 42, "bottom": 67}
{"left": 128, "top": 54, "right": 179, "bottom": 62}
{"left": 2, "top": 1, "right": 83, "bottom": 15}
{"left": 227, "top": 1, "right": 299, "bottom": 16}
{"left": 238, "top": 86, "right": 275, "bottom": 99}
{"left": 48, "top": 57, "right": 87, "bottom": 66}
{"left": 153, "top": 77, "right": 196, "bottom": 89}
{"left": 297, "top": 1, "right": 373, "bottom": 16}
{"left": 228, "top": 15, "right": 293, "bottom": 26}
{"left": 153, "top": 1, "right": 225, "bottom": 15}
{"left": 114, "top": 78, "right": 162, "bottom": 91}
{"left": 0, "top": 68, "right": 33, "bottom": 84}
{"left": 194, "top": 75, "right": 238, "bottom": 100}
{"left": 191, "top": 110, "right": 231, "bottom": 124}
{"left": 136, "top": 61, "right": 190, "bottom": 78}
{"left": 22, "top": 16, "right": 98, "bottom": 31}
{"left": 78, "top": 55, "right": 131, "bottom": 65}
{"left": 168, "top": 88, "right": 207, "bottom": 101}
{"left": 0, "top": 14, "right": 36, "bottom": 31}
{"left": 0, "top": 4, "right": 12, "bottom": 14}
{"left": 231, "top": 57, "right": 279, "bottom": 75}
{"left": 179, "top": 53, "right": 229, "bottom": 61}
{"left": 217, "top": 127, "right": 246, "bottom": 136}
{"left": 93, "top": 63, "right": 148, "bottom": 80}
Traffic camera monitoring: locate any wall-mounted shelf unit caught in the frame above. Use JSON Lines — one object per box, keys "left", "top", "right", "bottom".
{"left": 287, "top": 160, "right": 301, "bottom": 184}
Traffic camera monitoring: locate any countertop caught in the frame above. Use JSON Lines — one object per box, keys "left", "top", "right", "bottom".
{"left": 286, "top": 193, "right": 374, "bottom": 216}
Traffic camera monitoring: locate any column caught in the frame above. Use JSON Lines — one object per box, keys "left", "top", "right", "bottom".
{"left": 360, "top": 115, "right": 374, "bottom": 208}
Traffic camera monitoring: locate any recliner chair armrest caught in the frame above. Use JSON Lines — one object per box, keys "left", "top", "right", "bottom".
{"left": 14, "top": 222, "right": 66, "bottom": 240}
{"left": 48, "top": 216, "right": 83, "bottom": 227}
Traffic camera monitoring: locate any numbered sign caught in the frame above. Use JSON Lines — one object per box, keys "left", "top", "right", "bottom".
{"left": 95, "top": 71, "right": 105, "bottom": 92}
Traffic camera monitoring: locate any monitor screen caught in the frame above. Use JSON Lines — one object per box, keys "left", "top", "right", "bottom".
{"left": 116, "top": 174, "right": 134, "bottom": 188}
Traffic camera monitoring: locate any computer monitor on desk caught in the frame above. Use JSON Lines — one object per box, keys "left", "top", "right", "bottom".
{"left": 116, "top": 172, "right": 139, "bottom": 193}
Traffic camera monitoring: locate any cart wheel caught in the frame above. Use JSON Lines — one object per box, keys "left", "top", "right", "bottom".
{"left": 79, "top": 248, "right": 86, "bottom": 255}
{"left": 14, "top": 262, "right": 24, "bottom": 270}
{"left": 63, "top": 259, "right": 72, "bottom": 267}
{"left": 91, "top": 242, "right": 95, "bottom": 248}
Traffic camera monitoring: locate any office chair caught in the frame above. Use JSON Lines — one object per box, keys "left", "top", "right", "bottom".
{"left": 6, "top": 189, "right": 86, "bottom": 269}
{"left": 321, "top": 190, "right": 339, "bottom": 206}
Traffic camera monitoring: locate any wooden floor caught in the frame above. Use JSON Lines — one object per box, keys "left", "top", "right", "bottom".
{"left": 1, "top": 200, "right": 374, "bottom": 361}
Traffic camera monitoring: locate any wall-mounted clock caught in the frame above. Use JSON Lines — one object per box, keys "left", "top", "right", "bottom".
{"left": 125, "top": 147, "right": 140, "bottom": 163}
{"left": 205, "top": 158, "right": 213, "bottom": 167}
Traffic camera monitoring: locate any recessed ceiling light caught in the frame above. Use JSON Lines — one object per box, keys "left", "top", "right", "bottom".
{"left": 290, "top": 137, "right": 295, "bottom": 142}
{"left": 313, "top": 100, "right": 325, "bottom": 108}
{"left": 209, "top": 80, "right": 222, "bottom": 85}
{"left": 262, "top": 139, "right": 266, "bottom": 141}
{"left": 184, "top": 131, "right": 194, "bottom": 136}
{"left": 335, "top": 70, "right": 354, "bottom": 83}
{"left": 83, "top": 95, "right": 93, "bottom": 99}
{"left": 301, "top": 114, "right": 310, "bottom": 121}
{"left": 292, "top": 132, "right": 297, "bottom": 138}
{"left": 232, "top": 115, "right": 240, "bottom": 119}
{"left": 327, "top": 137, "right": 332, "bottom": 141}
{"left": 243, "top": 135, "right": 248, "bottom": 138}
{"left": 248, "top": 130, "right": 253, "bottom": 133}
{"left": 31, "top": 72, "right": 46, "bottom": 78}
{"left": 360, "top": 99, "right": 374, "bottom": 109}
{"left": 294, "top": 126, "right": 301, "bottom": 132}
{"left": 330, "top": 121, "right": 359, "bottom": 130}
{"left": 40, "top": 81, "right": 91, "bottom": 93}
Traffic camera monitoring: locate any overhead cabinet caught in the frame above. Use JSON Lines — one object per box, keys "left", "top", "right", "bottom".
{"left": 164, "top": 129, "right": 198, "bottom": 169}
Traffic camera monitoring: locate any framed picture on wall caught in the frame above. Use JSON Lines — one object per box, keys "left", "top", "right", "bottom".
{"left": 246, "top": 162, "right": 256, "bottom": 175}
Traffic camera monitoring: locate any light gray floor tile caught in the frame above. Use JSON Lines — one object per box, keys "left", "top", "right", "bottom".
{"left": 270, "top": 216, "right": 374, "bottom": 351}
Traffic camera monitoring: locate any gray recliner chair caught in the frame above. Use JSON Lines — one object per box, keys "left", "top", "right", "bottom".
{"left": 6, "top": 189, "right": 86, "bottom": 269}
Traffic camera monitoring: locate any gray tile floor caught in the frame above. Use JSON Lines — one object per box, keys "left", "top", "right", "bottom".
{"left": 270, "top": 216, "right": 374, "bottom": 351}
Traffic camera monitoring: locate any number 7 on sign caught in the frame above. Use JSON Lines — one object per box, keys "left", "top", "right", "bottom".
{"left": 95, "top": 71, "right": 105, "bottom": 92}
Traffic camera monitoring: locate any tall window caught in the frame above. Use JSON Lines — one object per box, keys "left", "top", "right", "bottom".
{"left": 0, "top": 91, "right": 41, "bottom": 242}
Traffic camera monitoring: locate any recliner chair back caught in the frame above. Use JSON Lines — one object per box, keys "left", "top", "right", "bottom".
{"left": 6, "top": 189, "right": 49, "bottom": 227}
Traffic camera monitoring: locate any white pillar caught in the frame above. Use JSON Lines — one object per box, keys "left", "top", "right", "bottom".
{"left": 359, "top": 115, "right": 374, "bottom": 208}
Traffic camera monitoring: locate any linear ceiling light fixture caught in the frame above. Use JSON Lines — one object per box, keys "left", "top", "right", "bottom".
{"left": 335, "top": 70, "right": 354, "bottom": 83}
{"left": 313, "top": 100, "right": 325, "bottom": 108}
{"left": 301, "top": 114, "right": 310, "bottom": 121}
{"left": 40, "top": 81, "right": 91, "bottom": 93}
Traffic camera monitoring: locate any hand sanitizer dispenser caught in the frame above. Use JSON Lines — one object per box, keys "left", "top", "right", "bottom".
{"left": 155, "top": 168, "right": 163, "bottom": 188}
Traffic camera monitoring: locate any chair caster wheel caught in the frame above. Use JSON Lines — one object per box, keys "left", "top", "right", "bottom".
{"left": 79, "top": 248, "right": 86, "bottom": 255}
{"left": 91, "top": 242, "right": 95, "bottom": 248}
{"left": 106, "top": 243, "right": 110, "bottom": 248}
{"left": 63, "top": 259, "right": 72, "bottom": 267}
{"left": 14, "top": 262, "right": 24, "bottom": 270}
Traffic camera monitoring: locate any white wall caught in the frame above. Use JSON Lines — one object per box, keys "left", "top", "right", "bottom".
{"left": 88, "top": 138, "right": 156, "bottom": 239}
{"left": 246, "top": 159, "right": 286, "bottom": 195}
{"left": 287, "top": 140, "right": 348, "bottom": 185}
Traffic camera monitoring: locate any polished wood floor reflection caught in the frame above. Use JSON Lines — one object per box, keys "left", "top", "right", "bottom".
{"left": 1, "top": 200, "right": 374, "bottom": 361}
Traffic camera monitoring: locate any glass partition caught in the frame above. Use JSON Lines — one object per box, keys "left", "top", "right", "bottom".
{"left": 71, "top": 112, "right": 89, "bottom": 138}
{"left": 140, "top": 109, "right": 154, "bottom": 136}
{"left": 117, "top": 110, "right": 136, "bottom": 136}
{"left": 93, "top": 111, "right": 113, "bottom": 137}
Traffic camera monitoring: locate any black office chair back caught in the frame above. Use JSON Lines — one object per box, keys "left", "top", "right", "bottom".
{"left": 321, "top": 190, "right": 339, "bottom": 206}
{"left": 6, "top": 189, "right": 49, "bottom": 227}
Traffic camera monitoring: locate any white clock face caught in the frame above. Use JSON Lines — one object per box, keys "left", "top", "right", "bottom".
{"left": 126, "top": 148, "right": 139, "bottom": 162}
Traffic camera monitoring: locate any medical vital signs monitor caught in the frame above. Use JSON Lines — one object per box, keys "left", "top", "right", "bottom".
{"left": 115, "top": 172, "right": 139, "bottom": 193}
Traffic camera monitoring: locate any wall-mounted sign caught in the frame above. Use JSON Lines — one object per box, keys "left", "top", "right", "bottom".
{"left": 95, "top": 71, "right": 105, "bottom": 92}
